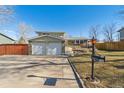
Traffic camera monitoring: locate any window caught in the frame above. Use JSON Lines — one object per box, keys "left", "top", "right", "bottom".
{"left": 74, "top": 40, "right": 80, "bottom": 44}
{"left": 80, "top": 40, "right": 84, "bottom": 44}
{"left": 43, "top": 33, "right": 49, "bottom": 35}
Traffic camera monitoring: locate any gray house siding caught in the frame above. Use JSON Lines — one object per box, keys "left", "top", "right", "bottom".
{"left": 120, "top": 31, "right": 124, "bottom": 41}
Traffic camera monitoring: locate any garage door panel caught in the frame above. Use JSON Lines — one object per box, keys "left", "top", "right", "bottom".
{"left": 32, "top": 43, "right": 45, "bottom": 55}
{"left": 47, "top": 43, "right": 62, "bottom": 55}
{"left": 47, "top": 48, "right": 57, "bottom": 55}
{"left": 32, "top": 45, "right": 43, "bottom": 55}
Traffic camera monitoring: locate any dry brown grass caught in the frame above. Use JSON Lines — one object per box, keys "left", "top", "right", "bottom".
{"left": 69, "top": 50, "right": 124, "bottom": 88}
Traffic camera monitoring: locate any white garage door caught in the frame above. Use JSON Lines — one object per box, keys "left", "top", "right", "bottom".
{"left": 47, "top": 43, "right": 62, "bottom": 55}
{"left": 32, "top": 43, "right": 46, "bottom": 55}
{"left": 32, "top": 42, "right": 62, "bottom": 55}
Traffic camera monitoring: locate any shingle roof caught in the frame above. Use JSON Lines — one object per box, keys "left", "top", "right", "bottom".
{"left": 36, "top": 31, "right": 65, "bottom": 34}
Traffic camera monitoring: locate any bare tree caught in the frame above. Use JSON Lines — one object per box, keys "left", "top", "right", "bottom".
{"left": 89, "top": 25, "right": 100, "bottom": 40}
{"left": 103, "top": 23, "right": 117, "bottom": 42}
{"left": 18, "top": 22, "right": 35, "bottom": 43}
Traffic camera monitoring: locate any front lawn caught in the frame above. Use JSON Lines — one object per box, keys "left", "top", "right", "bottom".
{"left": 69, "top": 50, "right": 124, "bottom": 88}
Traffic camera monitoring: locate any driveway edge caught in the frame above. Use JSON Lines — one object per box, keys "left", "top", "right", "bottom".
{"left": 67, "top": 58, "right": 86, "bottom": 88}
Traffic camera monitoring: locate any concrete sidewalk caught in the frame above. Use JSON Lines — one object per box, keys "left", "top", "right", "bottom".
{"left": 0, "top": 55, "right": 79, "bottom": 88}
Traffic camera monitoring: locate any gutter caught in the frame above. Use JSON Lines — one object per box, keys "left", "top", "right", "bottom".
{"left": 67, "top": 58, "right": 86, "bottom": 88}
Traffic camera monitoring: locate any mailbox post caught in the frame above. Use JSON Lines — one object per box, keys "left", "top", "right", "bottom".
{"left": 91, "top": 36, "right": 96, "bottom": 80}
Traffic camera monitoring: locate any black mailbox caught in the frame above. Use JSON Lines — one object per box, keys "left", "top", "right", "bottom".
{"left": 91, "top": 55, "right": 106, "bottom": 62}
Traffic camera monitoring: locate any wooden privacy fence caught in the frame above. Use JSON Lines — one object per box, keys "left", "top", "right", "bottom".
{"left": 0, "top": 44, "right": 29, "bottom": 55}
{"left": 96, "top": 42, "right": 124, "bottom": 51}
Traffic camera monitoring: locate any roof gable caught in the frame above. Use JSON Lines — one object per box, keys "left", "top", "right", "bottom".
{"left": 18, "top": 37, "right": 28, "bottom": 44}
{"left": 29, "top": 35, "right": 64, "bottom": 42}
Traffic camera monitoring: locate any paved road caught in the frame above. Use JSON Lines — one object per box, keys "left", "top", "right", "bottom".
{"left": 0, "top": 55, "right": 79, "bottom": 88}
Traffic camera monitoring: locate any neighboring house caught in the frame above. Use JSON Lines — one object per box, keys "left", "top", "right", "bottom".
{"left": 18, "top": 36, "right": 28, "bottom": 44}
{"left": 36, "top": 32, "right": 65, "bottom": 38}
{"left": 0, "top": 33, "right": 15, "bottom": 44}
{"left": 28, "top": 32, "right": 65, "bottom": 55}
{"left": 65, "top": 37, "right": 89, "bottom": 47}
{"left": 118, "top": 27, "right": 124, "bottom": 41}
{"left": 28, "top": 31, "right": 89, "bottom": 55}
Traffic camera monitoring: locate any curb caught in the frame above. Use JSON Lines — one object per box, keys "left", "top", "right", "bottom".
{"left": 67, "top": 58, "right": 86, "bottom": 88}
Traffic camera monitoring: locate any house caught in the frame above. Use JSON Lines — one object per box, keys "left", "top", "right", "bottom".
{"left": 118, "top": 27, "right": 124, "bottom": 41}
{"left": 65, "top": 37, "right": 89, "bottom": 47}
{"left": 28, "top": 31, "right": 89, "bottom": 55}
{"left": 18, "top": 36, "right": 28, "bottom": 44}
{"left": 28, "top": 32, "right": 65, "bottom": 55}
{"left": 35, "top": 32, "right": 65, "bottom": 38}
{"left": 0, "top": 33, "right": 15, "bottom": 44}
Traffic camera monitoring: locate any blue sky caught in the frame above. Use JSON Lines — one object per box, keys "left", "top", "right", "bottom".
{"left": 1, "top": 5, "right": 124, "bottom": 40}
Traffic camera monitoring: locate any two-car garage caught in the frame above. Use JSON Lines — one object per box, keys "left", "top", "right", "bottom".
{"left": 29, "top": 35, "right": 64, "bottom": 56}
{"left": 32, "top": 42, "right": 62, "bottom": 55}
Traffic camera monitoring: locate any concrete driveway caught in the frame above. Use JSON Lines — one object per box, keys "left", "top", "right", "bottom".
{"left": 0, "top": 55, "right": 79, "bottom": 88}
